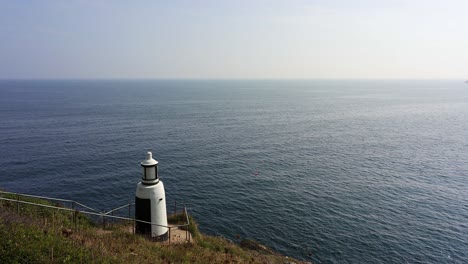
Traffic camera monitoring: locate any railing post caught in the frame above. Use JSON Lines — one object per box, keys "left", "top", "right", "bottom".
{"left": 71, "top": 202, "right": 76, "bottom": 231}
{"left": 168, "top": 227, "right": 171, "bottom": 245}
{"left": 102, "top": 210, "right": 106, "bottom": 230}
{"left": 185, "top": 207, "right": 190, "bottom": 243}
{"left": 74, "top": 210, "right": 77, "bottom": 231}
{"left": 16, "top": 194, "right": 20, "bottom": 213}
{"left": 128, "top": 203, "right": 131, "bottom": 220}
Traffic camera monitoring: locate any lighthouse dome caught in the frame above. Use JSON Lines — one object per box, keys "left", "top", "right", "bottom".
{"left": 141, "top": 152, "right": 158, "bottom": 166}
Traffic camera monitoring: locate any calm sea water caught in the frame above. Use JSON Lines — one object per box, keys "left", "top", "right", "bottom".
{"left": 0, "top": 80, "right": 467, "bottom": 263}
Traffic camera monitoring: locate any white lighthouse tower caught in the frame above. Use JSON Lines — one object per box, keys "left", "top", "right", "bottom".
{"left": 135, "top": 151, "right": 168, "bottom": 240}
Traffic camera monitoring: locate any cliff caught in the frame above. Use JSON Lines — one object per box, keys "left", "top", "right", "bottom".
{"left": 0, "top": 194, "right": 308, "bottom": 264}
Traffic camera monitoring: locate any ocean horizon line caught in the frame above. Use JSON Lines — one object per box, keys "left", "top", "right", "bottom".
{"left": 0, "top": 78, "right": 464, "bottom": 82}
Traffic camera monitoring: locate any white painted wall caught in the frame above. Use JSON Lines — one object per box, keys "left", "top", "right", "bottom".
{"left": 135, "top": 181, "right": 168, "bottom": 237}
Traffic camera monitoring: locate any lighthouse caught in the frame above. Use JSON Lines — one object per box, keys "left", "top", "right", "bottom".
{"left": 135, "top": 151, "right": 168, "bottom": 240}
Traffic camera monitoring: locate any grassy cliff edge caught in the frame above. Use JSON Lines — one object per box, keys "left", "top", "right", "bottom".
{"left": 0, "top": 194, "right": 308, "bottom": 263}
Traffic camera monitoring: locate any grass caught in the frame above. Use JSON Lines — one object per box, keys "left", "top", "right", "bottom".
{"left": 0, "top": 193, "right": 306, "bottom": 263}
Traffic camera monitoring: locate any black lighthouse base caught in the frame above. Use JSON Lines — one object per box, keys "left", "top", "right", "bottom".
{"left": 135, "top": 197, "right": 151, "bottom": 235}
{"left": 152, "top": 231, "right": 169, "bottom": 242}
{"left": 135, "top": 197, "right": 169, "bottom": 241}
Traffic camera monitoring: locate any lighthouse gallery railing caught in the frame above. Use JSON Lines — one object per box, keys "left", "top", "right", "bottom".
{"left": 0, "top": 190, "right": 191, "bottom": 244}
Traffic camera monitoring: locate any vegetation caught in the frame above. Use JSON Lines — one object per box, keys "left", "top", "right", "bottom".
{"left": 0, "top": 194, "right": 306, "bottom": 263}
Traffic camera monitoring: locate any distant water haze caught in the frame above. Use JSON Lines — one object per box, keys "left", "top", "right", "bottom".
{"left": 0, "top": 80, "right": 467, "bottom": 263}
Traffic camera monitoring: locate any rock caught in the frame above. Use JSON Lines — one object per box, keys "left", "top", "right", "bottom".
{"left": 61, "top": 228, "right": 73, "bottom": 237}
{"left": 239, "top": 239, "right": 275, "bottom": 255}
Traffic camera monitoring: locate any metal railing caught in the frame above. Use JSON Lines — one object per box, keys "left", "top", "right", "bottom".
{"left": 0, "top": 190, "right": 191, "bottom": 244}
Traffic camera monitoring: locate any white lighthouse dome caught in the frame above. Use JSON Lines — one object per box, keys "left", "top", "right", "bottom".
{"left": 141, "top": 152, "right": 158, "bottom": 166}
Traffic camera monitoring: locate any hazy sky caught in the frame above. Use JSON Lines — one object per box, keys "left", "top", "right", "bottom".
{"left": 0, "top": 0, "right": 467, "bottom": 79}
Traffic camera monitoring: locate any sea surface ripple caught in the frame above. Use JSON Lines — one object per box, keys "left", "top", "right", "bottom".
{"left": 0, "top": 80, "right": 467, "bottom": 263}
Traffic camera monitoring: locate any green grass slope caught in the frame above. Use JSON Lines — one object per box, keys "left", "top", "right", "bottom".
{"left": 0, "top": 194, "right": 308, "bottom": 264}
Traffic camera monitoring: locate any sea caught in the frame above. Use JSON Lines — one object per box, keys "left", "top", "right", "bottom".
{"left": 0, "top": 79, "right": 467, "bottom": 263}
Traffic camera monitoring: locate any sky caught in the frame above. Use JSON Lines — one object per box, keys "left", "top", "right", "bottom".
{"left": 0, "top": 0, "right": 467, "bottom": 79}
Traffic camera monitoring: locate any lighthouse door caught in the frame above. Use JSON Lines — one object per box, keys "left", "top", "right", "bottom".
{"left": 135, "top": 197, "right": 151, "bottom": 235}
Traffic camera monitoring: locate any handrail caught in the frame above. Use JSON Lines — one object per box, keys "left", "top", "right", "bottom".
{"left": 74, "top": 202, "right": 100, "bottom": 213}
{"left": 0, "top": 190, "right": 74, "bottom": 203}
{"left": 0, "top": 193, "right": 190, "bottom": 229}
{"left": 0, "top": 196, "right": 76, "bottom": 212}
{"left": 104, "top": 203, "right": 134, "bottom": 215}
{"left": 184, "top": 206, "right": 190, "bottom": 225}
{"left": 0, "top": 190, "right": 99, "bottom": 213}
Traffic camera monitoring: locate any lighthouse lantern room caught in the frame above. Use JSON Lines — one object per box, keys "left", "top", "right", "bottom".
{"left": 135, "top": 151, "right": 168, "bottom": 240}
{"left": 141, "top": 153, "right": 158, "bottom": 183}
